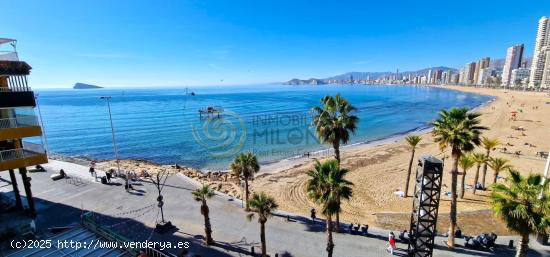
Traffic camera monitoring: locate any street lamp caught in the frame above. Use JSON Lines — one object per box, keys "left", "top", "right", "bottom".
{"left": 100, "top": 96, "right": 126, "bottom": 190}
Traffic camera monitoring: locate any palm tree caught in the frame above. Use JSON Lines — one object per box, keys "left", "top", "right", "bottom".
{"left": 312, "top": 94, "right": 358, "bottom": 230}
{"left": 432, "top": 107, "right": 487, "bottom": 247}
{"left": 231, "top": 152, "right": 260, "bottom": 211}
{"left": 471, "top": 152, "right": 487, "bottom": 194}
{"left": 488, "top": 157, "right": 513, "bottom": 184}
{"left": 312, "top": 93, "right": 359, "bottom": 164}
{"left": 306, "top": 160, "right": 353, "bottom": 257}
{"left": 404, "top": 135, "right": 422, "bottom": 197}
{"left": 459, "top": 154, "right": 475, "bottom": 199}
{"left": 192, "top": 185, "right": 215, "bottom": 245}
{"left": 490, "top": 170, "right": 550, "bottom": 257}
{"left": 246, "top": 192, "right": 278, "bottom": 257}
{"left": 481, "top": 137, "right": 500, "bottom": 188}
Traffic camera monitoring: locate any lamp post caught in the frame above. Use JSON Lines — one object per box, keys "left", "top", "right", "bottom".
{"left": 100, "top": 96, "right": 125, "bottom": 190}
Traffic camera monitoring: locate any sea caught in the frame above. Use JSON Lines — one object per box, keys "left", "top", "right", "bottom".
{"left": 34, "top": 85, "right": 493, "bottom": 170}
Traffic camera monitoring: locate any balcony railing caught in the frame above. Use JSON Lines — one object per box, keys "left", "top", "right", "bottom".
{"left": 0, "top": 115, "right": 39, "bottom": 129}
{"left": 0, "top": 142, "right": 46, "bottom": 163}
{"left": 0, "top": 75, "right": 31, "bottom": 92}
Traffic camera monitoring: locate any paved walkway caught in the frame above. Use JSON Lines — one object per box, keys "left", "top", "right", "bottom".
{"left": 1, "top": 159, "right": 548, "bottom": 257}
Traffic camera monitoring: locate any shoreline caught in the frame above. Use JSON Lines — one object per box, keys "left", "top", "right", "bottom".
{"left": 48, "top": 85, "right": 495, "bottom": 176}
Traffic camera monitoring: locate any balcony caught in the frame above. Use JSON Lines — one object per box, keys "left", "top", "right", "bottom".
{"left": 0, "top": 142, "right": 47, "bottom": 171}
{"left": 0, "top": 115, "right": 42, "bottom": 140}
{"left": 0, "top": 75, "right": 36, "bottom": 108}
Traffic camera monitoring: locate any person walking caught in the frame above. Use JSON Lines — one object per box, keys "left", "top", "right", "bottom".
{"left": 386, "top": 231, "right": 396, "bottom": 255}
{"left": 310, "top": 208, "right": 316, "bottom": 221}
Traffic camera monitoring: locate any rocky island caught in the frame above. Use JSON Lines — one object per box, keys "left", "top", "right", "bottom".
{"left": 73, "top": 83, "right": 103, "bottom": 89}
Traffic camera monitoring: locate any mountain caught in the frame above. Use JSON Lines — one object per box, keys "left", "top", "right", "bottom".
{"left": 73, "top": 83, "right": 103, "bottom": 89}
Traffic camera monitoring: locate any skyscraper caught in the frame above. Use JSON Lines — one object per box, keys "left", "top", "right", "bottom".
{"left": 473, "top": 57, "right": 490, "bottom": 85}
{"left": 529, "top": 16, "right": 550, "bottom": 88}
{"left": 463, "top": 62, "right": 477, "bottom": 85}
{"left": 501, "top": 44, "right": 524, "bottom": 87}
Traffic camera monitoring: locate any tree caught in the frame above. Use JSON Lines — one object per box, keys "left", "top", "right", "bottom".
{"left": 471, "top": 152, "right": 487, "bottom": 194}
{"left": 481, "top": 137, "right": 500, "bottom": 188}
{"left": 306, "top": 160, "right": 353, "bottom": 257}
{"left": 432, "top": 107, "right": 487, "bottom": 247}
{"left": 490, "top": 170, "right": 550, "bottom": 257}
{"left": 488, "top": 157, "right": 513, "bottom": 184}
{"left": 149, "top": 170, "right": 170, "bottom": 224}
{"left": 231, "top": 152, "right": 260, "bottom": 211}
{"left": 312, "top": 93, "right": 358, "bottom": 230}
{"left": 459, "top": 154, "right": 475, "bottom": 199}
{"left": 246, "top": 192, "right": 278, "bottom": 257}
{"left": 312, "top": 93, "right": 359, "bottom": 164}
{"left": 404, "top": 135, "right": 422, "bottom": 197}
{"left": 192, "top": 185, "right": 215, "bottom": 245}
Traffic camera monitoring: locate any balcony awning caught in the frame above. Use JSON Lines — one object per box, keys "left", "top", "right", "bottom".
{"left": 0, "top": 38, "right": 16, "bottom": 45}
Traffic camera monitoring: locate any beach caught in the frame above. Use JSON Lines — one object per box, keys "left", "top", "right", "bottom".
{"left": 251, "top": 85, "right": 550, "bottom": 235}
{"left": 67, "top": 85, "right": 550, "bottom": 235}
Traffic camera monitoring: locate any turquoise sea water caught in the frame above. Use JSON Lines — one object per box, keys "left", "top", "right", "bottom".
{"left": 35, "top": 85, "right": 492, "bottom": 170}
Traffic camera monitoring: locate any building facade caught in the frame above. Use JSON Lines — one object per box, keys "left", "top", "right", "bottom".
{"left": 510, "top": 68, "right": 530, "bottom": 87}
{"left": 501, "top": 44, "right": 524, "bottom": 87}
{"left": 529, "top": 16, "right": 550, "bottom": 88}
{"left": 473, "top": 57, "right": 490, "bottom": 85}
{"left": 0, "top": 39, "right": 47, "bottom": 217}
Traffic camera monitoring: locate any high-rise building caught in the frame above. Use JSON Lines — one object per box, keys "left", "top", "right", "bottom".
{"left": 426, "top": 69, "right": 433, "bottom": 84}
{"left": 0, "top": 38, "right": 48, "bottom": 217}
{"left": 473, "top": 57, "right": 490, "bottom": 85}
{"left": 463, "top": 62, "right": 477, "bottom": 85}
{"left": 501, "top": 44, "right": 524, "bottom": 87}
{"left": 510, "top": 68, "right": 530, "bottom": 87}
{"left": 450, "top": 73, "right": 460, "bottom": 84}
{"left": 529, "top": 16, "right": 550, "bottom": 88}
{"left": 476, "top": 68, "right": 493, "bottom": 86}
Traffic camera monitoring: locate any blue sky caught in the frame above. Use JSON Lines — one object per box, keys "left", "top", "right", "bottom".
{"left": 2, "top": 0, "right": 549, "bottom": 88}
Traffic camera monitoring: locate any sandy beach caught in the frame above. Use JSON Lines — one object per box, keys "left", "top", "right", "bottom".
{"left": 251, "top": 85, "right": 550, "bottom": 235}
{"left": 91, "top": 85, "right": 550, "bottom": 235}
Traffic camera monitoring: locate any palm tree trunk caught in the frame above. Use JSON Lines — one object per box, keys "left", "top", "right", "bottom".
{"left": 333, "top": 141, "right": 341, "bottom": 164}
{"left": 405, "top": 149, "right": 416, "bottom": 197}
{"left": 481, "top": 150, "right": 490, "bottom": 188}
{"left": 460, "top": 168, "right": 467, "bottom": 199}
{"left": 260, "top": 221, "right": 267, "bottom": 257}
{"left": 473, "top": 165, "right": 481, "bottom": 194}
{"left": 516, "top": 233, "right": 529, "bottom": 257}
{"left": 447, "top": 151, "right": 460, "bottom": 248}
{"left": 202, "top": 201, "right": 214, "bottom": 245}
{"left": 326, "top": 215, "right": 334, "bottom": 257}
{"left": 493, "top": 170, "right": 499, "bottom": 184}
{"left": 335, "top": 198, "right": 340, "bottom": 232}
{"left": 244, "top": 178, "right": 250, "bottom": 211}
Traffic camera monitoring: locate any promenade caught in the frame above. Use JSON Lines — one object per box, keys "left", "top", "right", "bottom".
{"left": 1, "top": 159, "right": 548, "bottom": 257}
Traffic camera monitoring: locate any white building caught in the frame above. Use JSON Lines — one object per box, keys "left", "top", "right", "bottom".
{"left": 476, "top": 68, "right": 493, "bottom": 86}
{"left": 510, "top": 68, "right": 530, "bottom": 87}
{"left": 529, "top": 16, "right": 550, "bottom": 88}
{"left": 501, "top": 44, "right": 524, "bottom": 87}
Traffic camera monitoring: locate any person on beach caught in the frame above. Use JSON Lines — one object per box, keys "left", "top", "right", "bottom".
{"left": 106, "top": 171, "right": 112, "bottom": 183}
{"left": 310, "top": 208, "right": 316, "bottom": 221}
{"left": 386, "top": 231, "right": 396, "bottom": 255}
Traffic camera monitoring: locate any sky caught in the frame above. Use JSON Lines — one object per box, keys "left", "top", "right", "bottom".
{"left": 2, "top": 0, "right": 550, "bottom": 88}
